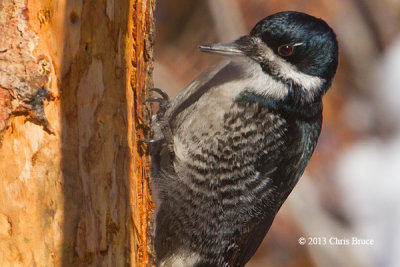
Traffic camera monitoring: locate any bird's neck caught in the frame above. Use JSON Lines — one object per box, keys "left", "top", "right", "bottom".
{"left": 235, "top": 91, "right": 323, "bottom": 120}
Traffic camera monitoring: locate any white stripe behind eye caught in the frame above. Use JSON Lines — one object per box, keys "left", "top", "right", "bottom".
{"left": 293, "top": 42, "right": 304, "bottom": 47}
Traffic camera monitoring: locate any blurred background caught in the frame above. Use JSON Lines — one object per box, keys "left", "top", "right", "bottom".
{"left": 153, "top": 0, "right": 400, "bottom": 266}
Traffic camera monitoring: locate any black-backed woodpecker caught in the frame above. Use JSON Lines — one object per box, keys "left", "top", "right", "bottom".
{"left": 146, "top": 11, "right": 339, "bottom": 267}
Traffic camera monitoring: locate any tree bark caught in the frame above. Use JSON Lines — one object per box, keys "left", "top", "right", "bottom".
{"left": 0, "top": 0, "right": 154, "bottom": 266}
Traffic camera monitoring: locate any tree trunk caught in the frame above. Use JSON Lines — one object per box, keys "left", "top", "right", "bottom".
{"left": 0, "top": 0, "right": 155, "bottom": 266}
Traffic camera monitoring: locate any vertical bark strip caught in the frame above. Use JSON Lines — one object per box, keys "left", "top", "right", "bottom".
{"left": 129, "top": 0, "right": 156, "bottom": 266}
{"left": 0, "top": 0, "right": 154, "bottom": 266}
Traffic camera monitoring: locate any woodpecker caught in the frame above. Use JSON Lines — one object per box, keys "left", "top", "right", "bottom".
{"left": 146, "top": 11, "right": 338, "bottom": 267}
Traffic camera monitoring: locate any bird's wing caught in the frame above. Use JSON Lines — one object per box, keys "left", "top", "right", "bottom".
{"left": 163, "top": 59, "right": 248, "bottom": 122}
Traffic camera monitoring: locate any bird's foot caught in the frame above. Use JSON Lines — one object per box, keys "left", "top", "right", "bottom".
{"left": 139, "top": 88, "right": 171, "bottom": 145}
{"left": 145, "top": 88, "right": 170, "bottom": 117}
{"left": 138, "top": 136, "right": 164, "bottom": 144}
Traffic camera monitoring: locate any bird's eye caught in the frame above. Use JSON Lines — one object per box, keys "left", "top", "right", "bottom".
{"left": 277, "top": 44, "right": 294, "bottom": 56}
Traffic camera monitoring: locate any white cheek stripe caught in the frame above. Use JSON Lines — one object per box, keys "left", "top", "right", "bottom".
{"left": 252, "top": 38, "right": 324, "bottom": 94}
{"left": 229, "top": 57, "right": 289, "bottom": 100}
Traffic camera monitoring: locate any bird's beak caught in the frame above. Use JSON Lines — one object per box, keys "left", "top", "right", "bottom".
{"left": 199, "top": 41, "right": 245, "bottom": 57}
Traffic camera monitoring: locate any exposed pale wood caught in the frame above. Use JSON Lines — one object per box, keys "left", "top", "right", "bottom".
{"left": 0, "top": 0, "right": 154, "bottom": 266}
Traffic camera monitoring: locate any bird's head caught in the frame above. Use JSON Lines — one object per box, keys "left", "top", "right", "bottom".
{"left": 200, "top": 11, "right": 338, "bottom": 103}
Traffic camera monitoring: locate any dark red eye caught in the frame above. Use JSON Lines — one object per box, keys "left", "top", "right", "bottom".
{"left": 278, "top": 44, "right": 294, "bottom": 56}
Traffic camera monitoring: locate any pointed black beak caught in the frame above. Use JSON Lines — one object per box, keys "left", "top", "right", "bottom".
{"left": 199, "top": 41, "right": 245, "bottom": 57}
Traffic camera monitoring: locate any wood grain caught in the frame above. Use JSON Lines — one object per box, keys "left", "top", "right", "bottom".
{"left": 0, "top": 0, "right": 155, "bottom": 265}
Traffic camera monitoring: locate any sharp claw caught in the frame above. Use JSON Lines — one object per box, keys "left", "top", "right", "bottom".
{"left": 145, "top": 97, "right": 164, "bottom": 103}
{"left": 150, "top": 88, "right": 170, "bottom": 101}
{"left": 138, "top": 137, "right": 164, "bottom": 143}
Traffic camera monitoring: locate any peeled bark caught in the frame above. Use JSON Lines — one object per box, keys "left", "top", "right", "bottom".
{"left": 0, "top": 0, "right": 154, "bottom": 266}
